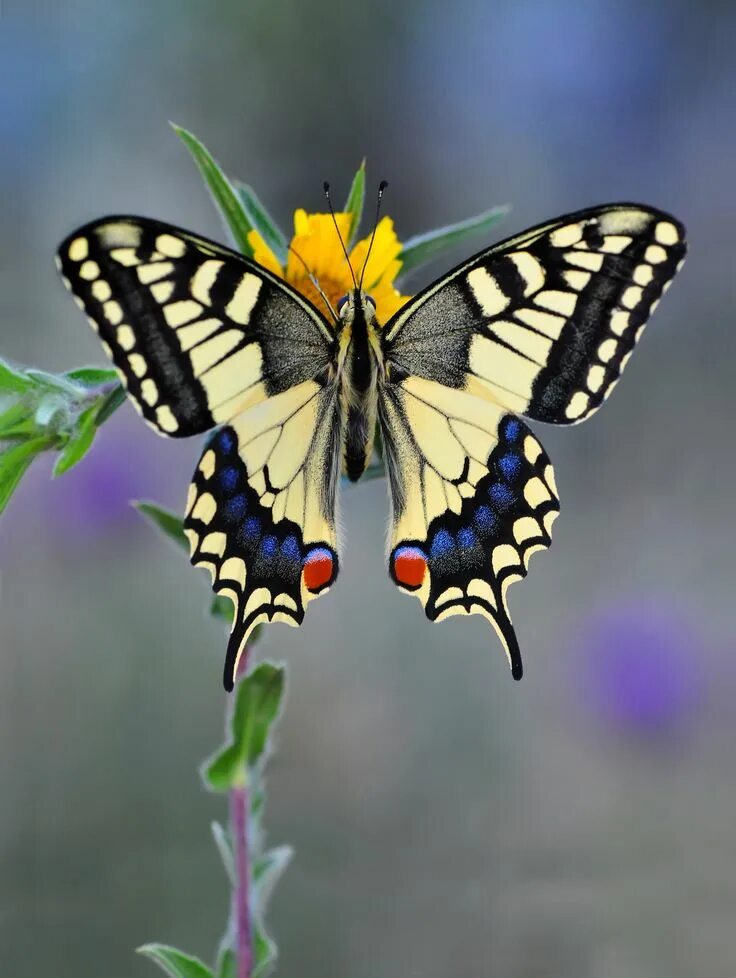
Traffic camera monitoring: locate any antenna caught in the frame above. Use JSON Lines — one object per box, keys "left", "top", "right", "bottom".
{"left": 323, "top": 182, "right": 358, "bottom": 290}
{"left": 288, "top": 243, "right": 338, "bottom": 320}
{"left": 359, "top": 180, "right": 388, "bottom": 289}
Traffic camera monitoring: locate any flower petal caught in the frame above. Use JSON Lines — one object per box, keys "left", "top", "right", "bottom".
{"left": 349, "top": 217, "right": 402, "bottom": 291}
{"left": 248, "top": 230, "right": 283, "bottom": 277}
{"left": 287, "top": 211, "right": 354, "bottom": 289}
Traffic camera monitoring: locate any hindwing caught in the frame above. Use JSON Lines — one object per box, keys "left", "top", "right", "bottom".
{"left": 57, "top": 217, "right": 335, "bottom": 436}
{"left": 185, "top": 380, "right": 342, "bottom": 689}
{"left": 383, "top": 205, "right": 686, "bottom": 424}
{"left": 378, "top": 377, "right": 559, "bottom": 677}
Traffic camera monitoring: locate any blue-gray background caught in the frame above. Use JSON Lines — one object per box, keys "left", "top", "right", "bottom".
{"left": 2, "top": 2, "right": 735, "bottom": 976}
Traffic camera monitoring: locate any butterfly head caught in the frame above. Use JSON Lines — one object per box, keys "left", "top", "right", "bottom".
{"left": 336, "top": 290, "right": 377, "bottom": 328}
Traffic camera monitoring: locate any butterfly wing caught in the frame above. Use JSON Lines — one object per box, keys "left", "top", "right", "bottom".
{"left": 57, "top": 216, "right": 335, "bottom": 436}
{"left": 58, "top": 216, "right": 341, "bottom": 688}
{"left": 379, "top": 376, "right": 559, "bottom": 678}
{"left": 383, "top": 204, "right": 686, "bottom": 424}
{"left": 185, "top": 379, "right": 342, "bottom": 690}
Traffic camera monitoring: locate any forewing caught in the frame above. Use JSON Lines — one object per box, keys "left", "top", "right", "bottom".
{"left": 185, "top": 380, "right": 342, "bottom": 689}
{"left": 383, "top": 205, "right": 686, "bottom": 424}
{"left": 379, "top": 377, "right": 559, "bottom": 677}
{"left": 57, "top": 217, "right": 335, "bottom": 436}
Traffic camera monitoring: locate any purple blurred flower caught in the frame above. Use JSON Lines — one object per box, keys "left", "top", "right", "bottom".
{"left": 578, "top": 601, "right": 703, "bottom": 737}
{"left": 49, "top": 415, "right": 185, "bottom": 539}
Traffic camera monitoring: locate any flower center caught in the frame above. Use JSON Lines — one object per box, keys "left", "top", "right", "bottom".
{"left": 292, "top": 275, "right": 346, "bottom": 318}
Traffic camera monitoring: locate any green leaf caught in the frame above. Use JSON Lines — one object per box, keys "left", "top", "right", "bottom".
{"left": 0, "top": 357, "right": 32, "bottom": 394}
{"left": 231, "top": 662, "right": 285, "bottom": 767}
{"left": 173, "top": 125, "right": 254, "bottom": 257}
{"left": 0, "top": 436, "right": 53, "bottom": 514}
{"left": 252, "top": 921, "right": 277, "bottom": 978}
{"left": 235, "top": 183, "right": 288, "bottom": 267}
{"left": 134, "top": 500, "right": 187, "bottom": 550}
{"left": 95, "top": 382, "right": 126, "bottom": 425}
{"left": 0, "top": 400, "right": 34, "bottom": 439}
{"left": 64, "top": 366, "right": 118, "bottom": 387}
{"left": 211, "top": 820, "right": 235, "bottom": 885}
{"left": 216, "top": 948, "right": 237, "bottom": 978}
{"left": 204, "top": 744, "right": 243, "bottom": 793}
{"left": 398, "top": 204, "right": 509, "bottom": 278}
{"left": 253, "top": 845, "right": 293, "bottom": 912}
{"left": 202, "top": 663, "right": 285, "bottom": 792}
{"left": 210, "top": 594, "right": 235, "bottom": 624}
{"left": 53, "top": 404, "right": 98, "bottom": 476}
{"left": 342, "top": 159, "right": 366, "bottom": 247}
{"left": 138, "top": 944, "right": 214, "bottom": 978}
{"left": 25, "top": 368, "right": 81, "bottom": 396}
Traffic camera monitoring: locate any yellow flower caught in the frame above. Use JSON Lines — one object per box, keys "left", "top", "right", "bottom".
{"left": 248, "top": 209, "right": 411, "bottom": 324}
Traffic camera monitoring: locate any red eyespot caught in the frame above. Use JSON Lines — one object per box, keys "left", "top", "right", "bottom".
{"left": 392, "top": 546, "right": 427, "bottom": 589}
{"left": 303, "top": 548, "right": 335, "bottom": 592}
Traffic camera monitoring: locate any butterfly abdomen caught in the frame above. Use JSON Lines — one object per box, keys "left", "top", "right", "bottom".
{"left": 341, "top": 298, "right": 378, "bottom": 481}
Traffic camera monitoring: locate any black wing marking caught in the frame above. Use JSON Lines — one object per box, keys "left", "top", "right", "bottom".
{"left": 383, "top": 204, "right": 686, "bottom": 425}
{"left": 57, "top": 217, "right": 335, "bottom": 437}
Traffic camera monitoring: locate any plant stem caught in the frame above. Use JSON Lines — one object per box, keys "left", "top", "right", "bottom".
{"left": 230, "top": 783, "right": 253, "bottom": 978}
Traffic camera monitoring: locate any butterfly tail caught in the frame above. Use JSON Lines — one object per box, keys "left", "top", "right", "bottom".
{"left": 489, "top": 595, "right": 524, "bottom": 681}
{"left": 223, "top": 619, "right": 252, "bottom": 692}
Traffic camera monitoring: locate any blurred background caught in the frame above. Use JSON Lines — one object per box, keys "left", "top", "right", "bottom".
{"left": 1, "top": 1, "right": 735, "bottom": 975}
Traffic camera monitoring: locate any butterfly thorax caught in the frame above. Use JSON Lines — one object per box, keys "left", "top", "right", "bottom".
{"left": 337, "top": 290, "right": 382, "bottom": 482}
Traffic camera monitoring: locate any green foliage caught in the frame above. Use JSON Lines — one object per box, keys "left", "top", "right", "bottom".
{"left": 0, "top": 357, "right": 122, "bottom": 515}
{"left": 342, "top": 160, "right": 366, "bottom": 247}
{"left": 134, "top": 500, "right": 188, "bottom": 551}
{"left": 202, "top": 663, "right": 285, "bottom": 792}
{"left": 216, "top": 948, "right": 237, "bottom": 978}
{"left": 211, "top": 820, "right": 235, "bottom": 885}
{"left": 145, "top": 664, "right": 289, "bottom": 978}
{"left": 234, "top": 182, "right": 288, "bottom": 268}
{"left": 398, "top": 203, "right": 509, "bottom": 278}
{"left": 138, "top": 944, "right": 215, "bottom": 978}
{"left": 174, "top": 125, "right": 256, "bottom": 258}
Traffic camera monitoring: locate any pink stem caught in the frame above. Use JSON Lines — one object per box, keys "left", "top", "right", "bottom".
{"left": 230, "top": 784, "right": 252, "bottom": 978}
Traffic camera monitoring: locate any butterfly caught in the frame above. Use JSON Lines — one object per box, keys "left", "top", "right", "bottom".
{"left": 57, "top": 199, "right": 686, "bottom": 690}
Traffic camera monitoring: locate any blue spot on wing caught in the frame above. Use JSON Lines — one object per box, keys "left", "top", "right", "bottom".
{"left": 217, "top": 429, "right": 236, "bottom": 454}
{"left": 490, "top": 482, "right": 515, "bottom": 511}
{"left": 261, "top": 535, "right": 277, "bottom": 558}
{"left": 430, "top": 529, "right": 454, "bottom": 559}
{"left": 474, "top": 504, "right": 499, "bottom": 534}
{"left": 499, "top": 453, "right": 522, "bottom": 482}
{"left": 281, "top": 535, "right": 300, "bottom": 561}
{"left": 457, "top": 527, "right": 477, "bottom": 549}
{"left": 224, "top": 494, "right": 247, "bottom": 521}
{"left": 220, "top": 467, "right": 239, "bottom": 492}
{"left": 502, "top": 417, "right": 521, "bottom": 443}
{"left": 241, "top": 517, "right": 261, "bottom": 541}
{"left": 396, "top": 545, "right": 426, "bottom": 561}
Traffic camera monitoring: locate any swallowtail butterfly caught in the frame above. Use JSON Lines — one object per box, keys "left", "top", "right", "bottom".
{"left": 57, "top": 202, "right": 686, "bottom": 689}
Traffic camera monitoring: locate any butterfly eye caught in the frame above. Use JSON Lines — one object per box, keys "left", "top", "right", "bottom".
{"left": 365, "top": 294, "right": 376, "bottom": 309}
{"left": 337, "top": 295, "right": 349, "bottom": 316}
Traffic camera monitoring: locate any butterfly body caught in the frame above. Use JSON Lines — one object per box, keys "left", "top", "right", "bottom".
{"left": 337, "top": 290, "right": 381, "bottom": 481}
{"left": 57, "top": 203, "right": 686, "bottom": 689}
